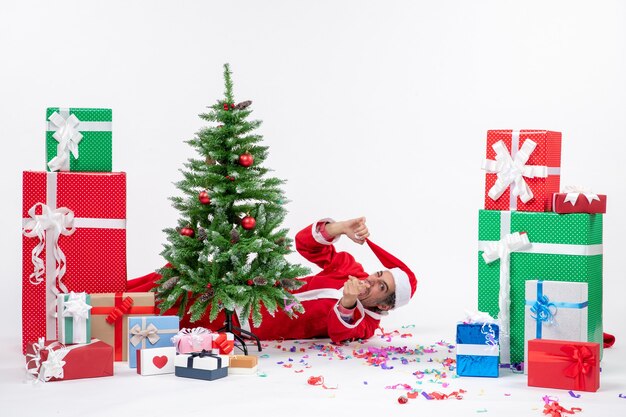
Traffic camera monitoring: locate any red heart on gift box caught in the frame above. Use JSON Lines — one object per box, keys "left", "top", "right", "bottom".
{"left": 152, "top": 355, "right": 168, "bottom": 369}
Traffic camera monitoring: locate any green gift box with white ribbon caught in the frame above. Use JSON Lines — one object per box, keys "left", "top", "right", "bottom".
{"left": 477, "top": 209, "right": 602, "bottom": 365}
{"left": 57, "top": 292, "right": 92, "bottom": 344}
{"left": 46, "top": 107, "right": 112, "bottom": 172}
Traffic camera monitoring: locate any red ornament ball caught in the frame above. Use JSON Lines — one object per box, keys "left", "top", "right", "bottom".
{"left": 225, "top": 175, "right": 235, "bottom": 181}
{"left": 239, "top": 152, "right": 254, "bottom": 167}
{"left": 206, "top": 283, "right": 212, "bottom": 289}
{"left": 180, "top": 227, "right": 195, "bottom": 238}
{"left": 241, "top": 216, "right": 256, "bottom": 230}
{"left": 247, "top": 279, "right": 254, "bottom": 286}
{"left": 397, "top": 396, "right": 408, "bottom": 404}
{"left": 198, "top": 191, "right": 211, "bottom": 205}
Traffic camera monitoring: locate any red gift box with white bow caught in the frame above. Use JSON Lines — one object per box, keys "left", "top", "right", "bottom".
{"left": 21, "top": 171, "right": 127, "bottom": 353}
{"left": 553, "top": 186, "right": 607, "bottom": 214}
{"left": 25, "top": 338, "right": 114, "bottom": 382}
{"left": 482, "top": 130, "right": 561, "bottom": 212}
{"left": 527, "top": 339, "right": 600, "bottom": 392}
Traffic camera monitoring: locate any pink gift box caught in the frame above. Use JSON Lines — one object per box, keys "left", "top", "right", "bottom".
{"left": 171, "top": 327, "right": 213, "bottom": 354}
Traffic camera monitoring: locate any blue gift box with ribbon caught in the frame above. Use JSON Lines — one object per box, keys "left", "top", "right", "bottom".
{"left": 524, "top": 280, "right": 588, "bottom": 372}
{"left": 174, "top": 350, "right": 229, "bottom": 381}
{"left": 127, "top": 315, "right": 179, "bottom": 368}
{"left": 456, "top": 323, "right": 500, "bottom": 377}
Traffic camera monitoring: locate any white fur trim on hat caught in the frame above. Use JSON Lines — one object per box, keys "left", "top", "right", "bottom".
{"left": 390, "top": 267, "right": 410, "bottom": 308}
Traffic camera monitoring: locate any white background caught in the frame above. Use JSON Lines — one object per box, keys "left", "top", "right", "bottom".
{"left": 1, "top": 1, "right": 625, "bottom": 416}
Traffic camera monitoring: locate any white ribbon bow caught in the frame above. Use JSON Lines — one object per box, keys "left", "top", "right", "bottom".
{"left": 26, "top": 338, "right": 69, "bottom": 383}
{"left": 62, "top": 292, "right": 92, "bottom": 320}
{"left": 22, "top": 203, "right": 76, "bottom": 292}
{"left": 171, "top": 327, "right": 210, "bottom": 349}
{"left": 130, "top": 323, "right": 160, "bottom": 347}
{"left": 482, "top": 139, "right": 548, "bottom": 204}
{"left": 563, "top": 185, "right": 600, "bottom": 206}
{"left": 481, "top": 231, "right": 531, "bottom": 365}
{"left": 47, "top": 111, "right": 83, "bottom": 172}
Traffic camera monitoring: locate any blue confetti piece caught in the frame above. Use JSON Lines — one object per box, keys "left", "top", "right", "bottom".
{"left": 568, "top": 390, "right": 581, "bottom": 398}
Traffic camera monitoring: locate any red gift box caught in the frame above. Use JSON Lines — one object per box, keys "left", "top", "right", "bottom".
{"left": 527, "top": 339, "right": 600, "bottom": 392}
{"left": 553, "top": 189, "right": 607, "bottom": 214}
{"left": 21, "top": 171, "right": 127, "bottom": 353}
{"left": 483, "top": 130, "right": 561, "bottom": 212}
{"left": 25, "top": 339, "right": 114, "bottom": 382}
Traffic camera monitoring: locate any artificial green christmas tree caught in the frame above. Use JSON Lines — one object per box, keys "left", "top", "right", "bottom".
{"left": 155, "top": 64, "right": 309, "bottom": 345}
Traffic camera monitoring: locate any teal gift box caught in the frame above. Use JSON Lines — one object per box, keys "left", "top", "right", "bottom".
{"left": 56, "top": 292, "right": 91, "bottom": 344}
{"left": 127, "top": 316, "right": 179, "bottom": 368}
{"left": 46, "top": 107, "right": 112, "bottom": 172}
{"left": 477, "top": 209, "right": 602, "bottom": 365}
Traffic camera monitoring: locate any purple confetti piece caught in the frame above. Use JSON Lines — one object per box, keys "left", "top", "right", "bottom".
{"left": 568, "top": 390, "right": 581, "bottom": 398}
{"left": 290, "top": 346, "right": 296, "bottom": 352}
{"left": 363, "top": 381, "right": 368, "bottom": 385}
{"left": 381, "top": 362, "right": 394, "bottom": 370}
{"left": 288, "top": 358, "right": 293, "bottom": 362}
{"left": 422, "top": 392, "right": 432, "bottom": 400}
{"left": 276, "top": 361, "right": 284, "bottom": 364}
{"left": 619, "top": 394, "right": 626, "bottom": 399}
{"left": 401, "top": 358, "right": 408, "bottom": 365}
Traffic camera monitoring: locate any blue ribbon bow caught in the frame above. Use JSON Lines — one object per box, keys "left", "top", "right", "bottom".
{"left": 526, "top": 281, "right": 588, "bottom": 338}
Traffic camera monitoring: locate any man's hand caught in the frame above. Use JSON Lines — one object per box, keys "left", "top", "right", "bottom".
{"left": 326, "top": 217, "right": 370, "bottom": 245}
{"left": 340, "top": 275, "right": 370, "bottom": 309}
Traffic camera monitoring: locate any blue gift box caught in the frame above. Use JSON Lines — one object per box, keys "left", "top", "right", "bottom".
{"left": 127, "top": 315, "right": 179, "bottom": 368}
{"left": 456, "top": 323, "right": 500, "bottom": 377}
{"left": 174, "top": 351, "right": 229, "bottom": 381}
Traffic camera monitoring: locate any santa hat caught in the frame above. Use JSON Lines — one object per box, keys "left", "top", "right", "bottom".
{"left": 366, "top": 239, "right": 417, "bottom": 309}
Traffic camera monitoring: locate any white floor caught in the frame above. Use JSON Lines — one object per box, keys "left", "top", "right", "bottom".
{"left": 1, "top": 327, "right": 623, "bottom": 417}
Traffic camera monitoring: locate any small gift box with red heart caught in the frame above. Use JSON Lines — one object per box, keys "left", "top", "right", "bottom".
{"left": 212, "top": 332, "right": 235, "bottom": 355}
{"left": 136, "top": 346, "right": 176, "bottom": 376}
{"left": 527, "top": 339, "right": 600, "bottom": 392}
{"left": 171, "top": 327, "right": 213, "bottom": 354}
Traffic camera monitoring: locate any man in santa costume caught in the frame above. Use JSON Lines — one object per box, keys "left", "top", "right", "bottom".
{"left": 128, "top": 217, "right": 417, "bottom": 343}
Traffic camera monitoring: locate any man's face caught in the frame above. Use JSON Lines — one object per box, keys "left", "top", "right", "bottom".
{"left": 358, "top": 270, "right": 396, "bottom": 309}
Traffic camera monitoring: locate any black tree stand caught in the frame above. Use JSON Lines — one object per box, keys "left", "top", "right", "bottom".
{"left": 217, "top": 310, "right": 262, "bottom": 355}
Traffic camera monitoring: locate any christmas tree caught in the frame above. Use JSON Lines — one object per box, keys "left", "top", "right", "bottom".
{"left": 155, "top": 64, "right": 309, "bottom": 329}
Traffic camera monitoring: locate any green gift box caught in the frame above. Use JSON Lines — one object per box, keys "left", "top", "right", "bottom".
{"left": 46, "top": 107, "right": 112, "bottom": 172}
{"left": 477, "top": 209, "right": 602, "bottom": 365}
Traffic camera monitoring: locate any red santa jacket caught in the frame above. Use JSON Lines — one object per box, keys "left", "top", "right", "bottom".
{"left": 127, "top": 220, "right": 384, "bottom": 343}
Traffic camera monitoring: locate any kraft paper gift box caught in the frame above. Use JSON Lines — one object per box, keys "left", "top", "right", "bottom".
{"left": 46, "top": 107, "right": 112, "bottom": 172}
{"left": 22, "top": 171, "right": 127, "bottom": 353}
{"left": 524, "top": 280, "right": 588, "bottom": 373}
{"left": 127, "top": 315, "right": 179, "bottom": 368}
{"left": 26, "top": 338, "right": 113, "bottom": 382}
{"left": 90, "top": 292, "right": 155, "bottom": 361}
{"left": 552, "top": 187, "right": 607, "bottom": 214}
{"left": 527, "top": 339, "right": 600, "bottom": 392}
{"left": 477, "top": 209, "right": 602, "bottom": 365}
{"left": 175, "top": 351, "right": 229, "bottom": 381}
{"left": 456, "top": 323, "right": 500, "bottom": 377}
{"left": 57, "top": 292, "right": 92, "bottom": 344}
{"left": 171, "top": 327, "right": 213, "bottom": 354}
{"left": 228, "top": 355, "right": 258, "bottom": 375}
{"left": 136, "top": 346, "right": 176, "bottom": 376}
{"left": 482, "top": 130, "right": 561, "bottom": 212}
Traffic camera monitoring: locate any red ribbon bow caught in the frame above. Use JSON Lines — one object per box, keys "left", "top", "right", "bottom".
{"left": 560, "top": 345, "right": 596, "bottom": 390}
{"left": 105, "top": 296, "right": 134, "bottom": 324}
{"left": 213, "top": 333, "right": 234, "bottom": 354}
{"left": 543, "top": 401, "right": 582, "bottom": 416}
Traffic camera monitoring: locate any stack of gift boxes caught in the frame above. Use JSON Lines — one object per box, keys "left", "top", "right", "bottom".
{"left": 22, "top": 107, "right": 246, "bottom": 383}
{"left": 456, "top": 129, "right": 605, "bottom": 392}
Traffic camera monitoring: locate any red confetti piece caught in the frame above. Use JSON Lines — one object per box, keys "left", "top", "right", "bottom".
{"left": 307, "top": 376, "right": 324, "bottom": 386}
{"left": 542, "top": 401, "right": 582, "bottom": 416}
{"left": 397, "top": 396, "right": 408, "bottom": 404}
{"left": 294, "top": 370, "right": 303, "bottom": 373}
{"left": 407, "top": 392, "right": 419, "bottom": 399}
{"left": 425, "top": 389, "right": 466, "bottom": 400}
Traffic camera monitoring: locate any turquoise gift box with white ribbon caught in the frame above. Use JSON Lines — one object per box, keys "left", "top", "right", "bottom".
{"left": 523, "top": 280, "right": 588, "bottom": 373}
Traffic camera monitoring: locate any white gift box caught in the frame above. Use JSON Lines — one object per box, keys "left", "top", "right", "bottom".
{"left": 524, "top": 280, "right": 588, "bottom": 373}
{"left": 136, "top": 346, "right": 176, "bottom": 376}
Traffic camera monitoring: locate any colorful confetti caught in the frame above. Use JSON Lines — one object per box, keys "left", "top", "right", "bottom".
{"left": 568, "top": 390, "right": 581, "bottom": 398}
